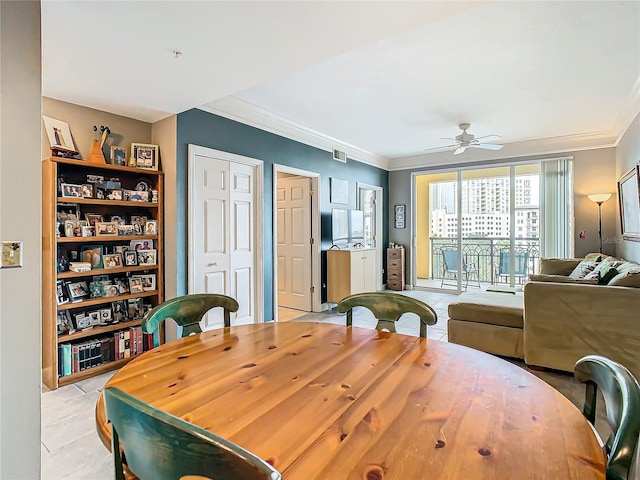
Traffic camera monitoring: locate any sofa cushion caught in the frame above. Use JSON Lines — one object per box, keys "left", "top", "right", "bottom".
{"left": 529, "top": 274, "right": 598, "bottom": 284}
{"left": 539, "top": 258, "right": 583, "bottom": 275}
{"left": 448, "top": 292, "right": 524, "bottom": 329}
{"left": 583, "top": 253, "right": 603, "bottom": 262}
{"left": 608, "top": 261, "right": 640, "bottom": 287}
{"left": 583, "top": 257, "right": 624, "bottom": 284}
{"left": 568, "top": 259, "right": 599, "bottom": 279}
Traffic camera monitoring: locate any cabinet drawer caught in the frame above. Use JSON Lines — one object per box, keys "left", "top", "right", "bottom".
{"left": 387, "top": 279, "right": 403, "bottom": 290}
{"left": 388, "top": 270, "right": 401, "bottom": 279}
{"left": 388, "top": 259, "right": 401, "bottom": 269}
{"left": 388, "top": 249, "right": 403, "bottom": 260}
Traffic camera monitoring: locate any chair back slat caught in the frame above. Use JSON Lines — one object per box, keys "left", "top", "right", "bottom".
{"left": 575, "top": 355, "right": 640, "bottom": 480}
{"left": 337, "top": 291, "right": 437, "bottom": 338}
{"left": 104, "top": 387, "right": 282, "bottom": 480}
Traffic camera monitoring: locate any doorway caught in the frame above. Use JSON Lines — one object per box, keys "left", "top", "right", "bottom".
{"left": 273, "top": 165, "right": 322, "bottom": 321}
{"left": 356, "top": 182, "right": 384, "bottom": 290}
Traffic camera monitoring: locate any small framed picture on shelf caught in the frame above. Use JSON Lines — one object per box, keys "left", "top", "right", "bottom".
{"left": 67, "top": 280, "right": 90, "bottom": 302}
{"left": 81, "top": 184, "right": 93, "bottom": 198}
{"left": 61, "top": 183, "right": 83, "bottom": 198}
{"left": 100, "top": 308, "right": 112, "bottom": 325}
{"left": 95, "top": 221, "right": 118, "bottom": 236}
{"left": 130, "top": 239, "right": 152, "bottom": 251}
{"left": 140, "top": 273, "right": 156, "bottom": 291}
{"left": 95, "top": 187, "right": 106, "bottom": 200}
{"left": 110, "top": 215, "right": 126, "bottom": 225}
{"left": 129, "top": 190, "right": 149, "bottom": 202}
{"left": 64, "top": 220, "right": 88, "bottom": 238}
{"left": 87, "top": 310, "right": 101, "bottom": 326}
{"left": 104, "top": 284, "right": 120, "bottom": 297}
{"left": 57, "top": 245, "right": 69, "bottom": 273}
{"left": 84, "top": 213, "right": 104, "bottom": 227}
{"left": 56, "top": 280, "right": 70, "bottom": 305}
{"left": 114, "top": 277, "right": 129, "bottom": 294}
{"left": 144, "top": 220, "right": 158, "bottom": 235}
{"left": 112, "top": 300, "right": 128, "bottom": 323}
{"left": 123, "top": 250, "right": 138, "bottom": 266}
{"left": 129, "top": 276, "right": 144, "bottom": 294}
{"left": 137, "top": 249, "right": 157, "bottom": 266}
{"left": 80, "top": 245, "right": 104, "bottom": 269}
{"left": 131, "top": 143, "right": 159, "bottom": 170}
{"left": 118, "top": 224, "right": 134, "bottom": 236}
{"left": 103, "top": 253, "right": 123, "bottom": 269}
{"left": 74, "top": 313, "right": 91, "bottom": 330}
{"left": 81, "top": 225, "right": 94, "bottom": 237}
{"left": 89, "top": 281, "right": 105, "bottom": 298}
{"left": 57, "top": 310, "right": 74, "bottom": 335}
{"left": 107, "top": 189, "right": 123, "bottom": 201}
{"left": 110, "top": 146, "right": 127, "bottom": 166}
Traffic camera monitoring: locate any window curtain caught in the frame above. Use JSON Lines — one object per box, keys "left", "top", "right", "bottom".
{"left": 540, "top": 158, "right": 573, "bottom": 258}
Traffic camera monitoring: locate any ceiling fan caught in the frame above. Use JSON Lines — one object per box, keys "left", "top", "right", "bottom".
{"left": 428, "top": 123, "right": 503, "bottom": 155}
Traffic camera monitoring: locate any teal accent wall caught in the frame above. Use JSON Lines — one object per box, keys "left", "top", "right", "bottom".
{"left": 176, "top": 109, "right": 389, "bottom": 320}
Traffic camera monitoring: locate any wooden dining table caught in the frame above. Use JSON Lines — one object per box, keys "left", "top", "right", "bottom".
{"left": 95, "top": 322, "right": 606, "bottom": 479}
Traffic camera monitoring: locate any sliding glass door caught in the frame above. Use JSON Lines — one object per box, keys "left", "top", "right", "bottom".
{"left": 415, "top": 162, "right": 551, "bottom": 292}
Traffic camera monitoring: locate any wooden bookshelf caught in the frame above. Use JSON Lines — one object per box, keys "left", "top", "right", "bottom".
{"left": 42, "top": 156, "right": 165, "bottom": 389}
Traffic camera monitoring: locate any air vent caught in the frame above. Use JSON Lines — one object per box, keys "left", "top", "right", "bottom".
{"left": 332, "top": 149, "right": 347, "bottom": 163}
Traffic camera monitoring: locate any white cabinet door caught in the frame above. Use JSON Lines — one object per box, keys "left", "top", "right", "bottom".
{"left": 362, "top": 249, "right": 377, "bottom": 292}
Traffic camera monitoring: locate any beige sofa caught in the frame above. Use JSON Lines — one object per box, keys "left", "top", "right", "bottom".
{"left": 448, "top": 256, "right": 640, "bottom": 378}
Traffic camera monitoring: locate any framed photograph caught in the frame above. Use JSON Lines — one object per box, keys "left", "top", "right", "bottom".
{"left": 130, "top": 239, "right": 153, "bottom": 251}
{"left": 95, "top": 187, "right": 106, "bottom": 200}
{"left": 110, "top": 146, "right": 127, "bottom": 166}
{"left": 64, "top": 220, "right": 88, "bottom": 238}
{"left": 43, "top": 116, "right": 78, "bottom": 153}
{"left": 95, "top": 221, "right": 118, "bottom": 236}
{"left": 144, "top": 220, "right": 158, "bottom": 236}
{"left": 104, "top": 284, "right": 120, "bottom": 297}
{"left": 57, "top": 245, "right": 70, "bottom": 273}
{"left": 131, "top": 143, "right": 159, "bottom": 170}
{"left": 80, "top": 245, "right": 104, "bottom": 269}
{"left": 114, "top": 277, "right": 130, "bottom": 294}
{"left": 618, "top": 164, "right": 640, "bottom": 242}
{"left": 118, "top": 224, "right": 134, "bottom": 236}
{"left": 137, "top": 249, "right": 157, "bottom": 266}
{"left": 61, "top": 183, "right": 83, "bottom": 198}
{"left": 394, "top": 204, "right": 406, "bottom": 229}
{"left": 67, "top": 280, "right": 90, "bottom": 302}
{"left": 57, "top": 310, "right": 74, "bottom": 335}
{"left": 140, "top": 274, "right": 156, "bottom": 291}
{"left": 74, "top": 313, "right": 91, "bottom": 330}
{"left": 123, "top": 250, "right": 138, "bottom": 266}
{"left": 103, "top": 253, "right": 123, "bottom": 269}
{"left": 56, "top": 280, "right": 70, "bottom": 305}
{"left": 129, "top": 276, "right": 144, "bottom": 294}
{"left": 87, "top": 310, "right": 101, "bottom": 326}
{"left": 89, "top": 281, "right": 105, "bottom": 298}
{"left": 110, "top": 215, "right": 126, "bottom": 225}
{"left": 84, "top": 213, "right": 104, "bottom": 227}
{"left": 107, "top": 189, "right": 123, "bottom": 201}
{"left": 81, "top": 184, "right": 93, "bottom": 198}
{"left": 330, "top": 178, "right": 349, "bottom": 204}
{"left": 100, "top": 308, "right": 113, "bottom": 325}
{"left": 112, "top": 300, "right": 128, "bottom": 323}
{"left": 129, "top": 190, "right": 149, "bottom": 202}
{"left": 81, "top": 225, "right": 94, "bottom": 237}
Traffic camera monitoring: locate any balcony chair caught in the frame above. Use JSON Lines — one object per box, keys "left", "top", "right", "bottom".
{"left": 142, "top": 293, "right": 239, "bottom": 338}
{"left": 104, "top": 386, "right": 282, "bottom": 480}
{"left": 440, "top": 249, "right": 480, "bottom": 290}
{"left": 337, "top": 291, "right": 437, "bottom": 338}
{"left": 495, "top": 251, "right": 530, "bottom": 284}
{"left": 574, "top": 355, "right": 640, "bottom": 480}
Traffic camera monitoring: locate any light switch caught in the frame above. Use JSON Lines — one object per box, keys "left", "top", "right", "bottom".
{"left": 1, "top": 241, "right": 23, "bottom": 268}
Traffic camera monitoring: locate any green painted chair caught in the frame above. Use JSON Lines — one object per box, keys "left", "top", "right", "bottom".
{"left": 142, "top": 293, "right": 239, "bottom": 338}
{"left": 337, "top": 291, "right": 437, "bottom": 338}
{"left": 104, "top": 386, "right": 282, "bottom": 480}
{"left": 574, "top": 355, "right": 640, "bottom": 480}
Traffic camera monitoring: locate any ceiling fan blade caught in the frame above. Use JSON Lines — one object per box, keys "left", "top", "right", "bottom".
{"left": 440, "top": 137, "right": 456, "bottom": 141}
{"left": 473, "top": 143, "right": 503, "bottom": 151}
{"left": 454, "top": 146, "right": 467, "bottom": 155}
{"left": 474, "top": 134, "right": 501, "bottom": 143}
{"left": 424, "top": 143, "right": 458, "bottom": 152}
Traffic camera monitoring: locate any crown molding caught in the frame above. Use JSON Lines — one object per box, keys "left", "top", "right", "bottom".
{"left": 388, "top": 130, "right": 618, "bottom": 171}
{"left": 613, "top": 74, "right": 640, "bottom": 141}
{"left": 198, "top": 97, "right": 390, "bottom": 170}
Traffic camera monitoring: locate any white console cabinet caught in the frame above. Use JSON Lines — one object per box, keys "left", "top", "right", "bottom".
{"left": 327, "top": 248, "right": 377, "bottom": 303}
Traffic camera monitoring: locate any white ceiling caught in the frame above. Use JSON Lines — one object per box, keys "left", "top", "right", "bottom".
{"left": 42, "top": 1, "right": 640, "bottom": 170}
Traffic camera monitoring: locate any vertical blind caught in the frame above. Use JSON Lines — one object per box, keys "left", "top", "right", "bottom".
{"left": 540, "top": 158, "right": 574, "bottom": 258}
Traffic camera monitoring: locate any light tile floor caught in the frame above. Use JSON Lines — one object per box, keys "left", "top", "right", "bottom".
{"left": 41, "top": 289, "right": 609, "bottom": 479}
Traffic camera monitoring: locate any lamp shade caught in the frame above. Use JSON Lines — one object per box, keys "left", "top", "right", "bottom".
{"left": 588, "top": 193, "right": 612, "bottom": 204}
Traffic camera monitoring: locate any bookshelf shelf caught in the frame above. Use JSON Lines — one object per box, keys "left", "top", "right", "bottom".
{"left": 42, "top": 156, "right": 165, "bottom": 390}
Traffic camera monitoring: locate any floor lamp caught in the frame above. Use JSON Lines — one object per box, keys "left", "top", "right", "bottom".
{"left": 587, "top": 193, "right": 612, "bottom": 253}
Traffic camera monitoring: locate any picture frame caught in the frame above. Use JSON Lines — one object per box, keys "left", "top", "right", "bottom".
{"left": 110, "top": 146, "right": 127, "bottom": 166}
{"left": 129, "top": 190, "right": 149, "bottom": 202}
{"left": 123, "top": 250, "right": 138, "bottom": 266}
{"left": 87, "top": 310, "right": 101, "bottom": 326}
{"left": 618, "top": 164, "right": 640, "bottom": 242}
{"left": 74, "top": 313, "right": 91, "bottom": 330}
{"left": 394, "top": 204, "right": 406, "bottom": 229}
{"left": 57, "top": 310, "right": 74, "bottom": 335}
{"left": 67, "top": 280, "right": 90, "bottom": 302}
{"left": 61, "top": 183, "right": 84, "bottom": 198}
{"left": 117, "top": 224, "right": 134, "bottom": 236}
{"left": 43, "top": 116, "right": 78, "bottom": 154}
{"left": 81, "top": 184, "right": 93, "bottom": 198}
{"left": 89, "top": 281, "right": 105, "bottom": 298}
{"left": 330, "top": 178, "right": 349, "bottom": 204}
{"left": 140, "top": 273, "right": 156, "bottom": 291}
{"left": 64, "top": 220, "right": 88, "bottom": 238}
{"left": 80, "top": 245, "right": 104, "bottom": 269}
{"left": 84, "top": 213, "right": 104, "bottom": 227}
{"left": 114, "top": 277, "right": 130, "bottom": 294}
{"left": 131, "top": 143, "right": 159, "bottom": 170}
{"left": 103, "top": 253, "right": 123, "bottom": 269}
{"left": 107, "top": 189, "right": 123, "bottom": 201}
{"left": 130, "top": 239, "right": 152, "bottom": 251}
{"left": 137, "top": 248, "right": 157, "bottom": 266}
{"left": 81, "top": 225, "right": 94, "bottom": 237}
{"left": 128, "top": 276, "right": 144, "bottom": 294}
{"left": 100, "top": 308, "right": 113, "bottom": 325}
{"left": 57, "top": 245, "right": 69, "bottom": 273}
{"left": 112, "top": 300, "right": 128, "bottom": 323}
{"left": 56, "top": 280, "right": 70, "bottom": 305}
{"left": 104, "top": 283, "right": 120, "bottom": 297}
{"left": 144, "top": 220, "right": 158, "bottom": 236}
{"left": 95, "top": 221, "right": 118, "bottom": 236}
{"left": 110, "top": 215, "right": 126, "bottom": 226}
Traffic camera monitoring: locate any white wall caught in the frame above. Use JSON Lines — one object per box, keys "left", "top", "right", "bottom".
{"left": 616, "top": 112, "right": 640, "bottom": 262}
{"left": 0, "top": 1, "right": 42, "bottom": 478}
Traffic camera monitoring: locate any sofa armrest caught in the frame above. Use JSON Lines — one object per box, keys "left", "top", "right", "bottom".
{"left": 539, "top": 258, "right": 582, "bottom": 275}
{"left": 523, "top": 282, "right": 640, "bottom": 378}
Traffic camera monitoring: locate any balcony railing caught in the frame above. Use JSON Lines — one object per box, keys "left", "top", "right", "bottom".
{"left": 429, "top": 237, "right": 540, "bottom": 285}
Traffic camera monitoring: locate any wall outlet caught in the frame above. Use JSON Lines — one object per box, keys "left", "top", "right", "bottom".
{"left": 1, "top": 241, "right": 23, "bottom": 268}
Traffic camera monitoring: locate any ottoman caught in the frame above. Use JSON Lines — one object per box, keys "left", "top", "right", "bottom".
{"left": 448, "top": 291, "right": 525, "bottom": 359}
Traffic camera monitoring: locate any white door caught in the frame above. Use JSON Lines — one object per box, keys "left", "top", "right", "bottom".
{"left": 357, "top": 183, "right": 384, "bottom": 291}
{"left": 277, "top": 176, "right": 312, "bottom": 310}
{"left": 189, "top": 148, "right": 261, "bottom": 330}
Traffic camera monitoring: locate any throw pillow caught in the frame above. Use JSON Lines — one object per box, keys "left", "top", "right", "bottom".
{"left": 584, "top": 253, "right": 603, "bottom": 262}
{"left": 568, "top": 259, "right": 599, "bottom": 279}
{"left": 583, "top": 257, "right": 624, "bottom": 283}
{"left": 608, "top": 262, "right": 640, "bottom": 287}
{"left": 598, "top": 266, "right": 619, "bottom": 285}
